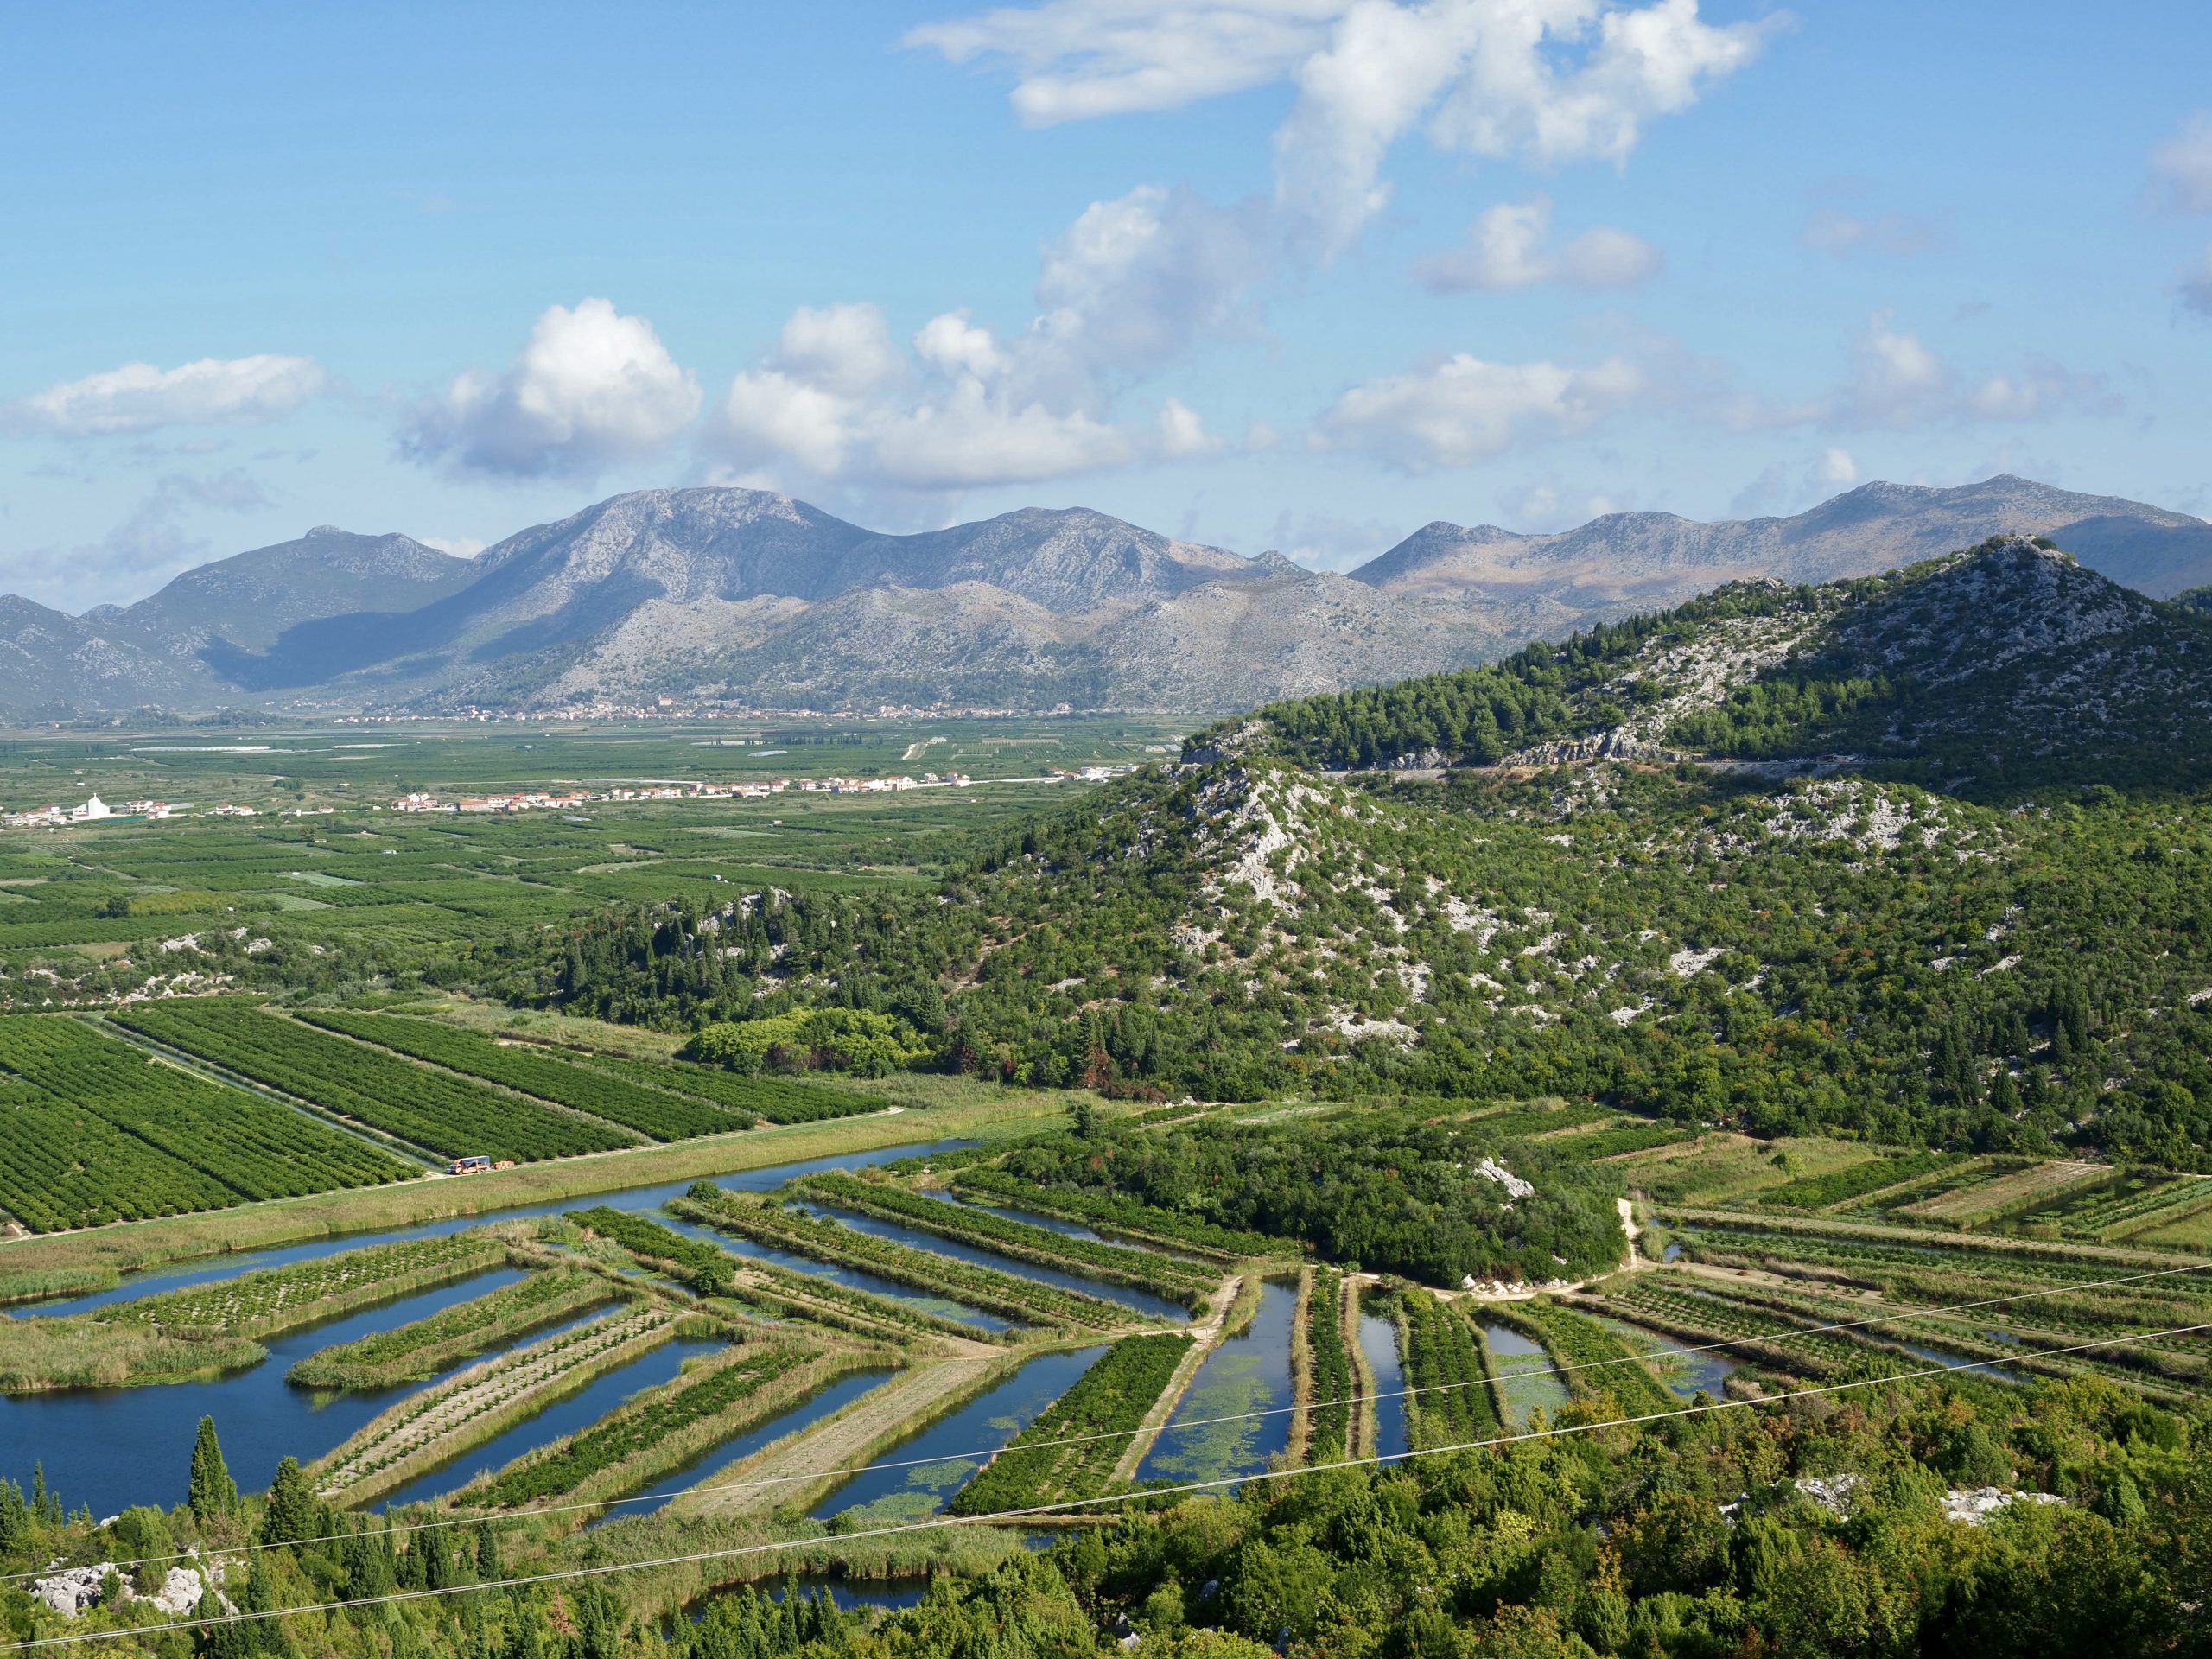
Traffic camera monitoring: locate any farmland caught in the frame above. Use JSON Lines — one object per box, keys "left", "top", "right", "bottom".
{"left": 0, "top": 1015, "right": 411, "bottom": 1231}
{"left": 1299, "top": 1268, "right": 1354, "bottom": 1456}
{"left": 297, "top": 1010, "right": 741, "bottom": 1142}
{"left": 112, "top": 999, "right": 636, "bottom": 1162}
{"left": 946, "top": 1334, "right": 1190, "bottom": 1514}
{"left": 288, "top": 1268, "right": 615, "bottom": 1389}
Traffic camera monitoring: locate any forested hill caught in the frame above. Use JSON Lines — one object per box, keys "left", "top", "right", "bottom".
{"left": 1191, "top": 537, "right": 2212, "bottom": 796}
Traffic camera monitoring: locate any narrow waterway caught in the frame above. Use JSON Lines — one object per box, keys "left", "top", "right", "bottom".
{"left": 1357, "top": 1308, "right": 1409, "bottom": 1459}
{"left": 1481, "top": 1323, "right": 1572, "bottom": 1428}
{"left": 0, "top": 1266, "right": 539, "bottom": 1514}
{"left": 1136, "top": 1279, "right": 1296, "bottom": 1486}
{"left": 374, "top": 1333, "right": 725, "bottom": 1510}
{"left": 662, "top": 1216, "right": 1019, "bottom": 1335}
{"left": 588, "top": 1368, "right": 898, "bottom": 1527}
{"left": 795, "top": 1203, "right": 1191, "bottom": 1324}
{"left": 0, "top": 1139, "right": 981, "bottom": 1516}
{"left": 809, "top": 1347, "right": 1105, "bottom": 1526}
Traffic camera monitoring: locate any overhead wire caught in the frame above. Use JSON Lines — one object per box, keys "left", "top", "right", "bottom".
{"left": 7, "top": 1256, "right": 2207, "bottom": 1588}
{"left": 16, "top": 1321, "right": 2211, "bottom": 1652}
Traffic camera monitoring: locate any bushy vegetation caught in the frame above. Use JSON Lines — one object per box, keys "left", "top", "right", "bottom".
{"left": 1396, "top": 1291, "right": 1500, "bottom": 1449}
{"left": 1301, "top": 1268, "right": 1353, "bottom": 1456}
{"left": 1492, "top": 1300, "right": 1679, "bottom": 1419}
{"left": 987, "top": 1114, "right": 1625, "bottom": 1287}
{"left": 567, "top": 1206, "right": 737, "bottom": 1296}
{"left": 478, "top": 1343, "right": 816, "bottom": 1507}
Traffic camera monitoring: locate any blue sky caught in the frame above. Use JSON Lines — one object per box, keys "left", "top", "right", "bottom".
{"left": 3, "top": 0, "right": 2209, "bottom": 610}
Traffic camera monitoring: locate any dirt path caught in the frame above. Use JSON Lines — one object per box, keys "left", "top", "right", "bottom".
{"left": 1618, "top": 1198, "right": 1645, "bottom": 1271}
{"left": 673, "top": 1356, "right": 1001, "bottom": 1518}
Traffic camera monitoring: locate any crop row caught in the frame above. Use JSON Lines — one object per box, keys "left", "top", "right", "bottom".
{"left": 286, "top": 1268, "right": 613, "bottom": 1389}
{"left": 109, "top": 1232, "right": 510, "bottom": 1338}
{"left": 315, "top": 1307, "right": 675, "bottom": 1497}
{"left": 479, "top": 1342, "right": 818, "bottom": 1507}
{"left": 0, "top": 1015, "right": 412, "bottom": 1202}
{"left": 1593, "top": 1281, "right": 1870, "bottom": 1375}
{"left": 1752, "top": 1152, "right": 1957, "bottom": 1212}
{"left": 0, "top": 1086, "right": 243, "bottom": 1232}
{"left": 950, "top": 1168, "right": 1282, "bottom": 1260}
{"left": 791, "top": 1173, "right": 1217, "bottom": 1303}
{"left": 1395, "top": 1293, "right": 1497, "bottom": 1449}
{"left": 300, "top": 1012, "right": 740, "bottom": 1142}
{"left": 114, "top": 1000, "right": 633, "bottom": 1163}
{"left": 721, "top": 1255, "right": 995, "bottom": 1344}
{"left": 675, "top": 1185, "right": 1133, "bottom": 1332}
{"left": 2052, "top": 1175, "right": 2212, "bottom": 1239}
{"left": 568, "top": 1207, "right": 736, "bottom": 1296}
{"left": 1552, "top": 1124, "right": 1699, "bottom": 1160}
{"left": 1672, "top": 1219, "right": 2139, "bottom": 1287}
{"left": 583, "top": 1052, "right": 885, "bottom": 1125}
{"left": 1301, "top": 1269, "right": 1353, "bottom": 1456}
{"left": 948, "top": 1334, "right": 1191, "bottom": 1515}
{"left": 1491, "top": 1301, "right": 1677, "bottom": 1418}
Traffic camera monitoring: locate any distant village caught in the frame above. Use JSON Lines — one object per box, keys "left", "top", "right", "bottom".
{"left": 1, "top": 766, "right": 1135, "bottom": 831}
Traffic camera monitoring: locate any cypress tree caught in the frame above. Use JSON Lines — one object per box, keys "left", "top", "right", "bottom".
{"left": 189, "top": 1417, "right": 238, "bottom": 1523}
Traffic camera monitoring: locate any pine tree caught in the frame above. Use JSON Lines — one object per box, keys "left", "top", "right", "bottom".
{"left": 189, "top": 1417, "right": 238, "bottom": 1523}
{"left": 258, "top": 1457, "right": 319, "bottom": 1547}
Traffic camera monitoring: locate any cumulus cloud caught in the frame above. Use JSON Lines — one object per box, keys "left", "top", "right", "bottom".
{"left": 1313, "top": 352, "right": 1646, "bottom": 470}
{"left": 1155, "top": 397, "right": 1227, "bottom": 458}
{"left": 912, "top": 0, "right": 1772, "bottom": 249}
{"left": 1800, "top": 207, "right": 1946, "bottom": 258}
{"left": 1414, "top": 195, "right": 1662, "bottom": 291}
{"left": 10, "top": 469, "right": 277, "bottom": 607}
{"left": 1726, "top": 447, "right": 1858, "bottom": 518}
{"left": 3, "top": 355, "right": 327, "bottom": 438}
{"left": 1834, "top": 312, "right": 2114, "bottom": 429}
{"left": 1264, "top": 505, "right": 1404, "bottom": 570}
{"left": 2152, "top": 110, "right": 2212, "bottom": 215}
{"left": 402, "top": 298, "right": 701, "bottom": 480}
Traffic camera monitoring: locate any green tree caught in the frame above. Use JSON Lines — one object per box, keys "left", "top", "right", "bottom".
{"left": 188, "top": 1418, "right": 238, "bottom": 1524}
{"left": 257, "top": 1457, "right": 319, "bottom": 1547}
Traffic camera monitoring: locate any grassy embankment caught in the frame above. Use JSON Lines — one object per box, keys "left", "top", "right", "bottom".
{"left": 287, "top": 1267, "right": 614, "bottom": 1389}
{"left": 0, "top": 1229, "right": 518, "bottom": 1391}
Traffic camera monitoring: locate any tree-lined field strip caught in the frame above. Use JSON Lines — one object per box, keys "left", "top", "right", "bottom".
{"left": 474, "top": 1340, "right": 822, "bottom": 1509}
{"left": 673, "top": 1186, "right": 1135, "bottom": 1332}
{"left": 111, "top": 999, "right": 636, "bottom": 1164}
{"left": 287, "top": 1268, "right": 614, "bottom": 1389}
{"left": 671, "top": 1358, "right": 999, "bottom": 1518}
{"left": 311, "top": 1305, "right": 683, "bottom": 1504}
{"left": 1894, "top": 1159, "right": 2113, "bottom": 1226}
{"left": 948, "top": 1333, "right": 1190, "bottom": 1514}
{"left": 0, "top": 1015, "right": 413, "bottom": 1230}
{"left": 1396, "top": 1292, "right": 1498, "bottom": 1448}
{"left": 1300, "top": 1268, "right": 1354, "bottom": 1458}
{"left": 297, "top": 1011, "right": 742, "bottom": 1142}
{"left": 791, "top": 1172, "right": 1217, "bottom": 1305}
{"left": 575, "top": 1052, "right": 886, "bottom": 1125}
{"left": 949, "top": 1168, "right": 1280, "bottom": 1260}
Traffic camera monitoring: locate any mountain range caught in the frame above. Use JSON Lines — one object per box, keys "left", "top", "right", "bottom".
{"left": 3, "top": 474, "right": 2207, "bottom": 721}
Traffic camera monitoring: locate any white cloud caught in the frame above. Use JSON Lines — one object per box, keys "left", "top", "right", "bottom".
{"left": 402, "top": 298, "right": 701, "bottom": 479}
{"left": 1313, "top": 352, "right": 1645, "bottom": 469}
{"left": 1800, "top": 207, "right": 1945, "bottom": 258}
{"left": 1155, "top": 397, "right": 1227, "bottom": 458}
{"left": 1265, "top": 505, "right": 1404, "bottom": 570}
{"left": 1726, "top": 447, "right": 1858, "bottom": 518}
{"left": 1818, "top": 445, "right": 1858, "bottom": 485}
{"left": 912, "top": 0, "right": 1772, "bottom": 250}
{"left": 913, "top": 311, "right": 1005, "bottom": 378}
{"left": 2152, "top": 110, "right": 2212, "bottom": 215}
{"left": 419, "top": 535, "right": 488, "bottom": 560}
{"left": 3, "top": 355, "right": 327, "bottom": 437}
{"left": 869, "top": 384, "right": 1135, "bottom": 488}
{"left": 1415, "top": 194, "right": 1661, "bottom": 291}
{"left": 773, "top": 303, "right": 902, "bottom": 397}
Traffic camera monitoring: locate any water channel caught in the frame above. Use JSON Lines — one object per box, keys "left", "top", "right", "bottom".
{"left": 1135, "top": 1279, "right": 1297, "bottom": 1487}
{"left": 1, "top": 1140, "right": 987, "bottom": 1515}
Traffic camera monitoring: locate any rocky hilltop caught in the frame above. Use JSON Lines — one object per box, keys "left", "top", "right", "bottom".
{"left": 3, "top": 475, "right": 2206, "bottom": 721}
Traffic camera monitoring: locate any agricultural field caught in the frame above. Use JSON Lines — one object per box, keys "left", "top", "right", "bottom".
{"left": 288, "top": 1268, "right": 615, "bottom": 1389}
{"left": 1393, "top": 1291, "right": 1498, "bottom": 1449}
{"left": 0, "top": 1014, "right": 413, "bottom": 1231}
{"left": 298, "top": 1010, "right": 741, "bottom": 1142}
{"left": 112, "top": 1000, "right": 636, "bottom": 1162}
{"left": 1490, "top": 1300, "right": 1677, "bottom": 1419}
{"left": 1299, "top": 1268, "right": 1354, "bottom": 1457}
{"left": 947, "top": 1333, "right": 1191, "bottom": 1515}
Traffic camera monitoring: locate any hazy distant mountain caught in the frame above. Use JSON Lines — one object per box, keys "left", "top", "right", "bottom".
{"left": 1352, "top": 476, "right": 2212, "bottom": 631}
{"left": 2, "top": 475, "right": 2204, "bottom": 721}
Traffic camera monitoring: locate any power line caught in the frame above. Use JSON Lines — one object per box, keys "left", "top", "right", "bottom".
{"left": 10, "top": 1255, "right": 2207, "bottom": 1586}
{"left": 15, "top": 1321, "right": 2210, "bottom": 1650}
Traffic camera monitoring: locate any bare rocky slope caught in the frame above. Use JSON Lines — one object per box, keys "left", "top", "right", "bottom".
{"left": 4, "top": 475, "right": 2206, "bottom": 721}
